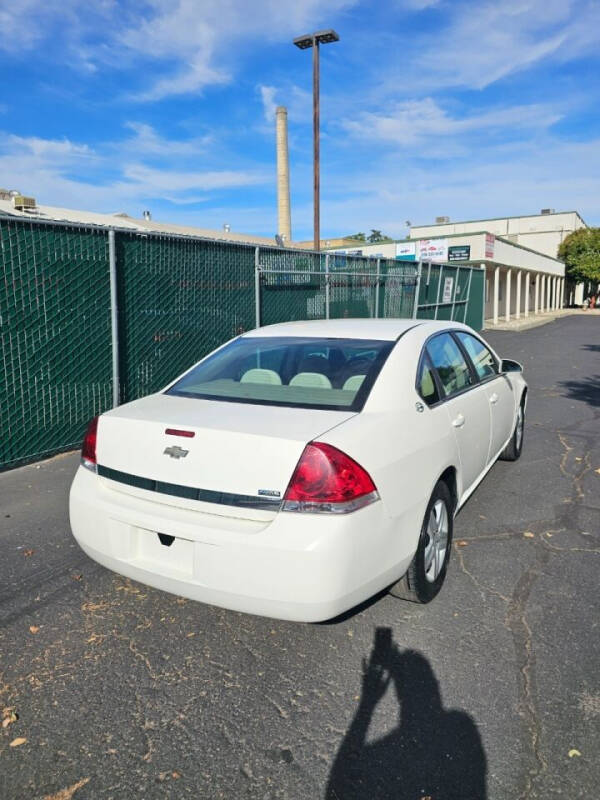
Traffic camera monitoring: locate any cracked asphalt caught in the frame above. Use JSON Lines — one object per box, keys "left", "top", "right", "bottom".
{"left": 1, "top": 315, "right": 599, "bottom": 800}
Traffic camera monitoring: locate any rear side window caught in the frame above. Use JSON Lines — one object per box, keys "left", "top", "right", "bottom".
{"left": 455, "top": 332, "right": 498, "bottom": 380}
{"left": 426, "top": 333, "right": 474, "bottom": 398}
{"left": 417, "top": 356, "right": 440, "bottom": 405}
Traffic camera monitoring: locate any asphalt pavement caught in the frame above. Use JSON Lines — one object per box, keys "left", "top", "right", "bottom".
{"left": 0, "top": 315, "right": 598, "bottom": 800}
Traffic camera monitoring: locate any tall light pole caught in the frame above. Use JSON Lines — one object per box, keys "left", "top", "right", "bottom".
{"left": 293, "top": 29, "right": 339, "bottom": 252}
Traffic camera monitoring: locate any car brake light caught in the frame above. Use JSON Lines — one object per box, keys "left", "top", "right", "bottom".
{"left": 283, "top": 442, "right": 379, "bottom": 514}
{"left": 81, "top": 415, "right": 99, "bottom": 472}
{"left": 165, "top": 428, "right": 195, "bottom": 438}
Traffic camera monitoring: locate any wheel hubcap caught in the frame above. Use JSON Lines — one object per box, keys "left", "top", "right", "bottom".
{"left": 423, "top": 499, "right": 449, "bottom": 583}
{"left": 516, "top": 406, "right": 524, "bottom": 450}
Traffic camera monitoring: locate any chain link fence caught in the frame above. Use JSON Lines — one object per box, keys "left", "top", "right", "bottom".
{"left": 258, "top": 250, "right": 418, "bottom": 324}
{"left": 0, "top": 215, "right": 484, "bottom": 469}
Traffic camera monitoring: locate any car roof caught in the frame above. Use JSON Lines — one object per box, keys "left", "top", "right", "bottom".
{"left": 242, "top": 318, "right": 472, "bottom": 342}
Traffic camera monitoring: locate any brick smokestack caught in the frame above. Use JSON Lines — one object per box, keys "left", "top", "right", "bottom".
{"left": 276, "top": 106, "right": 292, "bottom": 243}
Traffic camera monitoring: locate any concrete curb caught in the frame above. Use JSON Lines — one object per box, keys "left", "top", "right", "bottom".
{"left": 484, "top": 309, "right": 599, "bottom": 332}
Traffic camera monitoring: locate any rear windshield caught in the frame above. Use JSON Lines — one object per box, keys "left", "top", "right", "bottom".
{"left": 167, "top": 336, "right": 394, "bottom": 411}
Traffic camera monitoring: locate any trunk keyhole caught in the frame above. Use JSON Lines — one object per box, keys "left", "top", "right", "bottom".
{"left": 158, "top": 533, "right": 175, "bottom": 547}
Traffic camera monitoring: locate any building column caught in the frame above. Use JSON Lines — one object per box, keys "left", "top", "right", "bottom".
{"left": 560, "top": 277, "right": 564, "bottom": 308}
{"left": 493, "top": 266, "right": 499, "bottom": 325}
{"left": 551, "top": 276, "right": 556, "bottom": 311}
{"left": 505, "top": 269, "right": 512, "bottom": 322}
{"left": 542, "top": 275, "right": 547, "bottom": 312}
{"left": 534, "top": 274, "right": 539, "bottom": 314}
{"left": 515, "top": 270, "right": 522, "bottom": 319}
{"left": 548, "top": 276, "right": 553, "bottom": 312}
{"left": 525, "top": 272, "right": 530, "bottom": 317}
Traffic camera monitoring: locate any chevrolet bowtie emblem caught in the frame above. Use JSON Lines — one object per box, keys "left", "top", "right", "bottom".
{"left": 163, "top": 445, "right": 189, "bottom": 459}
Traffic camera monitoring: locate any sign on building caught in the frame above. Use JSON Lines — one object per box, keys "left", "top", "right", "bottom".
{"left": 395, "top": 242, "right": 416, "bottom": 261}
{"left": 448, "top": 245, "right": 471, "bottom": 261}
{"left": 485, "top": 234, "right": 495, "bottom": 259}
{"left": 418, "top": 239, "right": 448, "bottom": 262}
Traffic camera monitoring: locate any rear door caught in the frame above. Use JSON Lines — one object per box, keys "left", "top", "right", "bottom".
{"left": 426, "top": 332, "right": 492, "bottom": 496}
{"left": 454, "top": 331, "right": 515, "bottom": 461}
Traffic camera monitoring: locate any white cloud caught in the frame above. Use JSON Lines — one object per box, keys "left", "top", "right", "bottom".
{"left": 403, "top": 0, "right": 600, "bottom": 90}
{"left": 314, "top": 136, "right": 600, "bottom": 238}
{"left": 0, "top": 125, "right": 268, "bottom": 214}
{"left": 259, "top": 86, "right": 278, "bottom": 123}
{"left": 7, "top": 134, "right": 93, "bottom": 160}
{"left": 257, "top": 83, "right": 312, "bottom": 126}
{"left": 122, "top": 164, "right": 265, "bottom": 192}
{"left": 122, "top": 122, "right": 213, "bottom": 156}
{"left": 342, "top": 98, "right": 562, "bottom": 147}
{"left": 402, "top": 0, "right": 440, "bottom": 8}
{"left": 0, "top": 0, "right": 357, "bottom": 100}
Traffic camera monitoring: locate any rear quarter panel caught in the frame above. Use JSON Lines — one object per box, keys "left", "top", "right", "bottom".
{"left": 319, "top": 333, "right": 461, "bottom": 559}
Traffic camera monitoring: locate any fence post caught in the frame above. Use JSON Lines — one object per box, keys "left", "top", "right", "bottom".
{"left": 451, "top": 266, "right": 460, "bottom": 321}
{"left": 254, "top": 246, "right": 261, "bottom": 329}
{"left": 463, "top": 267, "right": 473, "bottom": 324}
{"left": 375, "top": 258, "right": 381, "bottom": 318}
{"left": 325, "top": 253, "right": 330, "bottom": 320}
{"left": 108, "top": 229, "right": 120, "bottom": 407}
{"left": 412, "top": 261, "right": 423, "bottom": 319}
{"left": 434, "top": 263, "right": 444, "bottom": 320}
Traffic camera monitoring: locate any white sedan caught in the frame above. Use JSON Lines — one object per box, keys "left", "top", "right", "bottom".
{"left": 69, "top": 319, "right": 527, "bottom": 622}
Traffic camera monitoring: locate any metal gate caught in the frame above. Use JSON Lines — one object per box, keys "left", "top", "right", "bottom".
{"left": 255, "top": 251, "right": 419, "bottom": 326}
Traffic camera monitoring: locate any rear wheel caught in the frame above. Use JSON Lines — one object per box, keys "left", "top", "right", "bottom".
{"left": 499, "top": 398, "right": 525, "bottom": 462}
{"left": 389, "top": 480, "right": 454, "bottom": 604}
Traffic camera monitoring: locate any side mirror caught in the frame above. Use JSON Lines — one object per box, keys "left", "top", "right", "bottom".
{"left": 500, "top": 358, "right": 523, "bottom": 374}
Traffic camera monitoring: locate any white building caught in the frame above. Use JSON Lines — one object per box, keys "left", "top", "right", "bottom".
{"left": 410, "top": 210, "right": 588, "bottom": 307}
{"left": 410, "top": 210, "right": 586, "bottom": 259}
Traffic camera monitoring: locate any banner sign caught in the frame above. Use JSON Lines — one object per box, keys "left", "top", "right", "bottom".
{"left": 395, "top": 242, "right": 416, "bottom": 261}
{"left": 418, "top": 238, "right": 448, "bottom": 262}
{"left": 485, "top": 234, "right": 495, "bottom": 259}
{"left": 448, "top": 245, "right": 471, "bottom": 262}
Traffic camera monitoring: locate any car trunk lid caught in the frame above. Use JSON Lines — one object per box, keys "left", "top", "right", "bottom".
{"left": 96, "top": 393, "right": 356, "bottom": 519}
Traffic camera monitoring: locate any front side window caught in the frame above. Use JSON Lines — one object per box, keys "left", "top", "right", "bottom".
{"left": 455, "top": 332, "right": 498, "bottom": 380}
{"left": 426, "top": 333, "right": 474, "bottom": 398}
{"left": 167, "top": 336, "right": 394, "bottom": 411}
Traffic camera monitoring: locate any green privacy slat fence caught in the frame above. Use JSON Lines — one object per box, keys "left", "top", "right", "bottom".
{"left": 0, "top": 215, "right": 485, "bottom": 469}
{"left": 0, "top": 218, "right": 112, "bottom": 468}
{"left": 115, "top": 233, "right": 256, "bottom": 403}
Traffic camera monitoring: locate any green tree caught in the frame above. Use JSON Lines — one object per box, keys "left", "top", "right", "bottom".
{"left": 367, "top": 229, "right": 393, "bottom": 243}
{"left": 347, "top": 232, "right": 366, "bottom": 241}
{"left": 558, "top": 227, "right": 600, "bottom": 284}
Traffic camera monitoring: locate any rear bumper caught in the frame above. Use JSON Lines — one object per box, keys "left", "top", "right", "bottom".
{"left": 69, "top": 466, "right": 417, "bottom": 622}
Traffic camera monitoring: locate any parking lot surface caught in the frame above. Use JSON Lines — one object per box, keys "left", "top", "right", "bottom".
{"left": 1, "top": 315, "right": 599, "bottom": 799}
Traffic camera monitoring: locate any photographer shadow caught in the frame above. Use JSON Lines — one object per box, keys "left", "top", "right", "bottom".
{"left": 326, "top": 627, "right": 487, "bottom": 800}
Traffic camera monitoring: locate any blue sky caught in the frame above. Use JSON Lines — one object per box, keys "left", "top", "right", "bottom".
{"left": 1, "top": 0, "right": 599, "bottom": 240}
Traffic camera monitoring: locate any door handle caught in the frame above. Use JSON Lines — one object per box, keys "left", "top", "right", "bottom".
{"left": 489, "top": 393, "right": 499, "bottom": 404}
{"left": 452, "top": 414, "right": 465, "bottom": 428}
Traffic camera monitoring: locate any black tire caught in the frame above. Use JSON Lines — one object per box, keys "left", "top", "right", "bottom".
{"left": 499, "top": 397, "right": 525, "bottom": 462}
{"left": 389, "top": 480, "right": 454, "bottom": 604}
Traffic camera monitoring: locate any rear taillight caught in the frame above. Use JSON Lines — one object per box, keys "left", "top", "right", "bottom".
{"left": 283, "top": 442, "right": 378, "bottom": 514}
{"left": 81, "top": 416, "right": 99, "bottom": 472}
